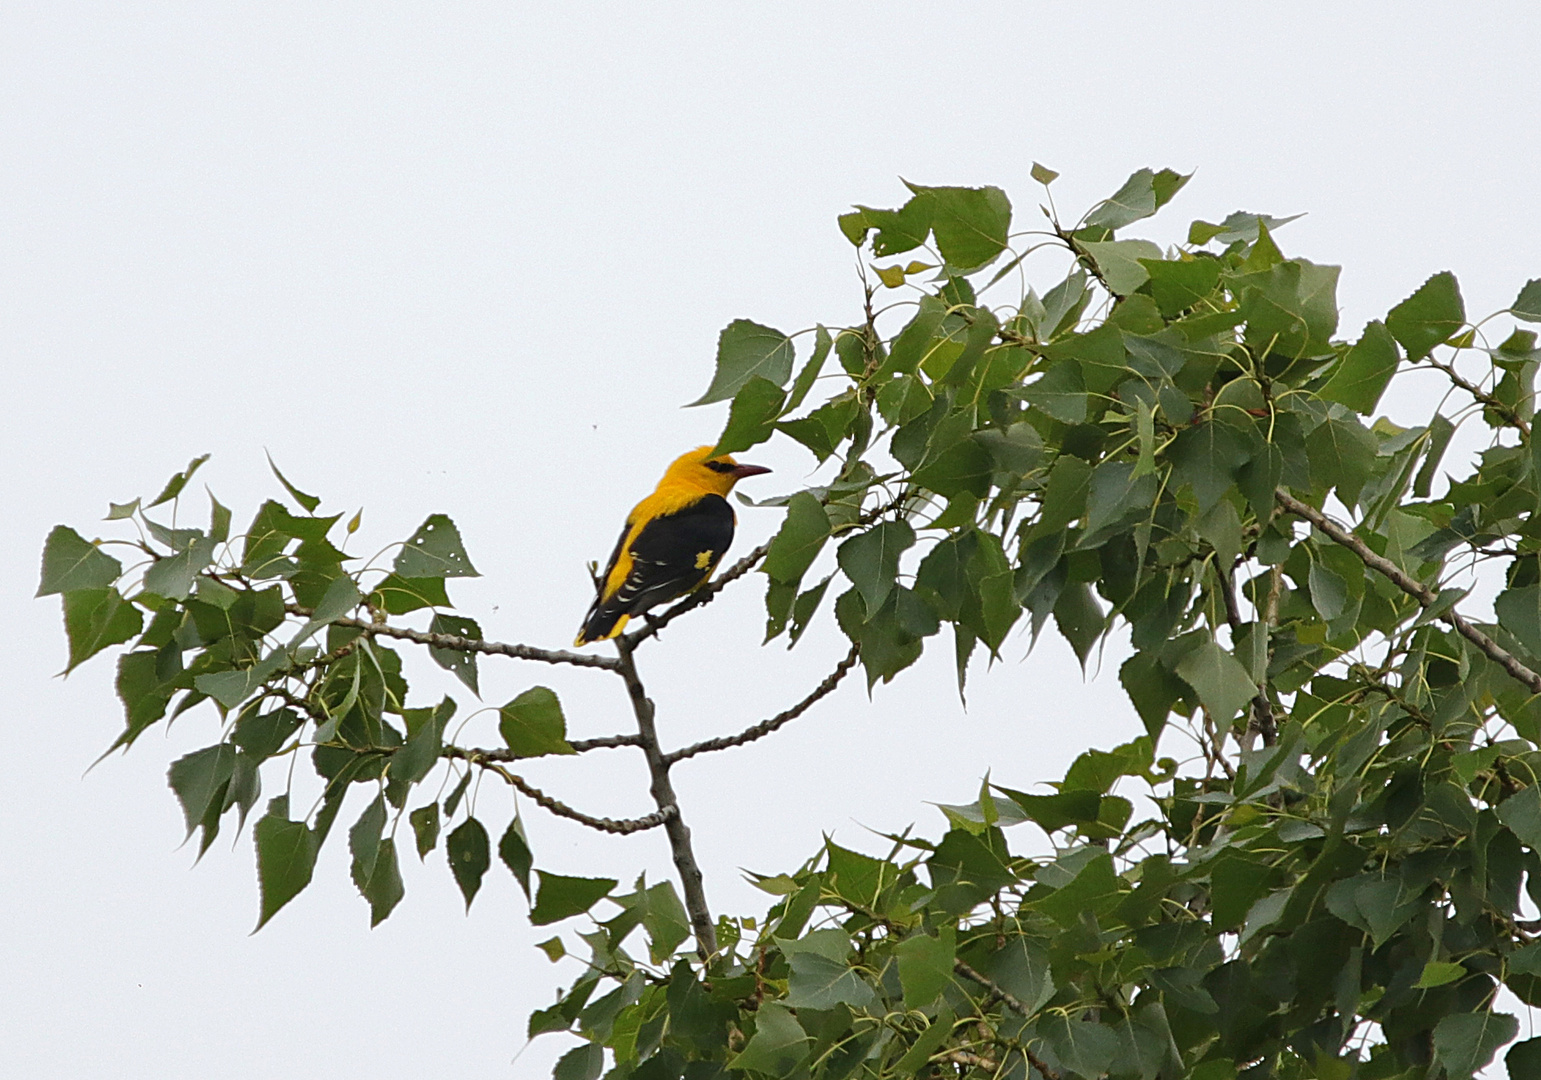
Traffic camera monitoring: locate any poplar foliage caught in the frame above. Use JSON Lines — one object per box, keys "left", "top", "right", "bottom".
{"left": 39, "top": 168, "right": 1541, "bottom": 1079}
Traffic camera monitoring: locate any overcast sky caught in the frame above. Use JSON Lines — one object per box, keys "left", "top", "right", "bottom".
{"left": 6, "top": 4, "right": 1541, "bottom": 1077}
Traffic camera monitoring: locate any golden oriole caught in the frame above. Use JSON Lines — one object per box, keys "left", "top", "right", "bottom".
{"left": 574, "top": 446, "right": 771, "bottom": 645}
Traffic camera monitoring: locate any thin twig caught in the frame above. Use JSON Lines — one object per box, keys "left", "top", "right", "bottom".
{"left": 664, "top": 644, "right": 861, "bottom": 765}
{"left": 614, "top": 636, "right": 718, "bottom": 958}
{"left": 444, "top": 747, "right": 671, "bottom": 834}
{"left": 285, "top": 605, "right": 621, "bottom": 671}
{"left": 1275, "top": 489, "right": 1541, "bottom": 696}
{"left": 624, "top": 541, "right": 772, "bottom": 646}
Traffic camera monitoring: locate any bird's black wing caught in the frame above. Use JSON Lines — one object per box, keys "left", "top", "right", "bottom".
{"left": 614, "top": 494, "right": 735, "bottom": 615}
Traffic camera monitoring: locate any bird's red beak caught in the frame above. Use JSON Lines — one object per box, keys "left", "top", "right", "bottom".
{"left": 731, "top": 463, "right": 772, "bottom": 479}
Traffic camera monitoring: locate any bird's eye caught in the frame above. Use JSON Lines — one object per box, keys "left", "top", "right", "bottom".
{"left": 704, "top": 460, "right": 735, "bottom": 474}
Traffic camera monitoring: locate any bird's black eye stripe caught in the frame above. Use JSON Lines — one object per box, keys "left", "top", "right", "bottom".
{"left": 704, "top": 460, "right": 736, "bottom": 474}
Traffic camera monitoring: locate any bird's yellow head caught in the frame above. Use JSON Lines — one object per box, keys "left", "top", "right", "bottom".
{"left": 661, "top": 445, "right": 773, "bottom": 496}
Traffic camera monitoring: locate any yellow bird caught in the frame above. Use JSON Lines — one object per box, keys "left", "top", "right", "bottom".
{"left": 574, "top": 446, "right": 772, "bottom": 645}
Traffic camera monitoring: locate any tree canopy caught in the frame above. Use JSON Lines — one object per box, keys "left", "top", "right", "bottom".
{"left": 40, "top": 166, "right": 1541, "bottom": 1079}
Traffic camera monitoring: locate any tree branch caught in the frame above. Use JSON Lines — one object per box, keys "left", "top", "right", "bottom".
{"left": 461, "top": 734, "right": 643, "bottom": 757}
{"left": 285, "top": 605, "right": 621, "bottom": 671}
{"left": 613, "top": 636, "right": 718, "bottom": 958}
{"left": 664, "top": 643, "right": 860, "bottom": 765}
{"left": 624, "top": 541, "right": 772, "bottom": 646}
{"left": 1423, "top": 357, "right": 1531, "bottom": 436}
{"left": 952, "top": 960, "right": 1061, "bottom": 1080}
{"left": 444, "top": 747, "right": 672, "bottom": 834}
{"left": 1275, "top": 489, "right": 1541, "bottom": 696}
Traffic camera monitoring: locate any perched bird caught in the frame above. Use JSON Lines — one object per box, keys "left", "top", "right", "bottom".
{"left": 574, "top": 446, "right": 771, "bottom": 645}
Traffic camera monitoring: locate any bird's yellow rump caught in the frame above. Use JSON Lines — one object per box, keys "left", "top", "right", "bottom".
{"left": 574, "top": 446, "right": 771, "bottom": 646}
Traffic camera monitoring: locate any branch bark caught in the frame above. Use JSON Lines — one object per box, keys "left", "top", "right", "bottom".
{"left": 446, "top": 747, "right": 673, "bottom": 834}
{"left": 285, "top": 605, "right": 621, "bottom": 671}
{"left": 1275, "top": 489, "right": 1541, "bottom": 696}
{"left": 664, "top": 643, "right": 860, "bottom": 765}
{"left": 952, "top": 960, "right": 1061, "bottom": 1080}
{"left": 1424, "top": 357, "right": 1531, "bottom": 435}
{"left": 613, "top": 636, "right": 718, "bottom": 958}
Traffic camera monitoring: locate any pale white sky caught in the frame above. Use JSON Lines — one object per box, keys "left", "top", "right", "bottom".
{"left": 5, "top": 3, "right": 1541, "bottom": 1077}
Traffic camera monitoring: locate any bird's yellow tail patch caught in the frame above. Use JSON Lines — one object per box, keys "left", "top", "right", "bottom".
{"left": 694, "top": 549, "right": 714, "bottom": 570}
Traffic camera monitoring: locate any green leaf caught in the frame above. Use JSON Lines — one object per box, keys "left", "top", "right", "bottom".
{"left": 167, "top": 744, "right": 237, "bottom": 842}
{"left": 529, "top": 871, "right": 617, "bottom": 926}
{"left": 1414, "top": 412, "right": 1456, "bottom": 497}
{"left": 1433, "top": 1011, "right": 1518, "bottom": 1080}
{"left": 209, "top": 491, "right": 231, "bottom": 544}
{"left": 393, "top": 514, "right": 479, "bottom": 578}
{"left": 1189, "top": 210, "right": 1304, "bottom": 247}
{"left": 784, "top": 325, "right": 832, "bottom": 413}
{"left": 894, "top": 1009, "right": 958, "bottom": 1075}
{"left": 729, "top": 1003, "right": 810, "bottom": 1077}
{"left": 428, "top": 613, "right": 481, "bottom": 694}
{"left": 1414, "top": 960, "right": 1467, "bottom": 988}
{"left": 148, "top": 453, "right": 211, "bottom": 509}
{"left": 348, "top": 793, "right": 387, "bottom": 892}
{"left": 1497, "top": 785, "right": 1541, "bottom": 849}
{"left": 254, "top": 796, "right": 317, "bottom": 929}
{"left": 712, "top": 376, "right": 786, "bottom": 457}
{"left": 838, "top": 199, "right": 932, "bottom": 254}
{"left": 360, "top": 837, "right": 403, "bottom": 926}
{"left": 1507, "top": 1038, "right": 1541, "bottom": 1079}
{"left": 1086, "top": 167, "right": 1190, "bottom": 231}
{"left": 61, "top": 588, "right": 142, "bottom": 672}
{"left": 837, "top": 520, "right": 915, "bottom": 613}
{"left": 640, "top": 881, "right": 690, "bottom": 963}
{"left": 1512, "top": 279, "right": 1541, "bottom": 323}
{"left": 265, "top": 453, "right": 319, "bottom": 512}
{"left": 1081, "top": 238, "right": 1163, "bottom": 296}
{"left": 904, "top": 182, "right": 1012, "bottom": 269}
{"left": 1174, "top": 639, "right": 1257, "bottom": 723}
{"left": 895, "top": 925, "right": 955, "bottom": 1007}
{"left": 233, "top": 707, "right": 302, "bottom": 761}
{"left": 105, "top": 499, "right": 139, "bottom": 520}
{"left": 1387, "top": 270, "right": 1465, "bottom": 360}
{"left": 498, "top": 815, "right": 533, "bottom": 900}
{"left": 499, "top": 687, "right": 575, "bottom": 758}
{"left": 1031, "top": 162, "right": 1059, "bottom": 185}
{"left": 1237, "top": 259, "right": 1341, "bottom": 359}
{"left": 783, "top": 951, "right": 878, "bottom": 1010}
{"left": 141, "top": 531, "right": 216, "bottom": 601}
{"left": 1053, "top": 581, "right": 1104, "bottom": 667}
{"left": 1082, "top": 460, "right": 1157, "bottom": 545}
{"left": 446, "top": 816, "right": 490, "bottom": 911}
{"left": 368, "top": 573, "right": 449, "bottom": 615}
{"left": 552, "top": 1043, "right": 603, "bottom": 1080}
{"left": 1320, "top": 321, "right": 1400, "bottom": 413}
{"left": 689, "top": 319, "right": 796, "bottom": 406}
{"left": 38, "top": 525, "right": 121, "bottom": 596}
{"left": 1041, "top": 1013, "right": 1119, "bottom": 1080}
{"left": 410, "top": 802, "right": 440, "bottom": 859}
{"left": 1143, "top": 256, "right": 1221, "bottom": 318}
{"left": 390, "top": 696, "right": 452, "bottom": 793}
